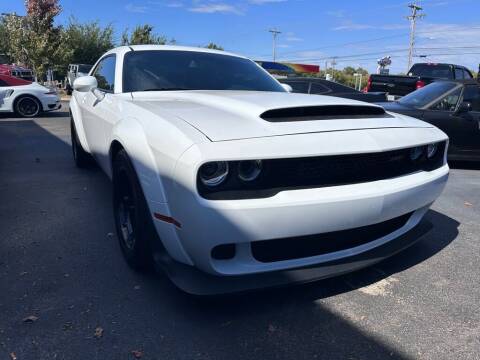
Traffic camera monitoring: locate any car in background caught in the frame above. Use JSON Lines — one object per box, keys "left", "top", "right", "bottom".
{"left": 0, "top": 64, "right": 35, "bottom": 82}
{"left": 70, "top": 45, "right": 448, "bottom": 294}
{"left": 367, "top": 63, "right": 474, "bottom": 98}
{"left": 280, "top": 77, "right": 387, "bottom": 103}
{"left": 379, "top": 80, "right": 480, "bottom": 161}
{"left": 0, "top": 74, "right": 61, "bottom": 117}
{"left": 65, "top": 64, "right": 93, "bottom": 95}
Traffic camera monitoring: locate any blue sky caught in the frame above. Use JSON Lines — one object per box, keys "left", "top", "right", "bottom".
{"left": 3, "top": 0, "right": 480, "bottom": 73}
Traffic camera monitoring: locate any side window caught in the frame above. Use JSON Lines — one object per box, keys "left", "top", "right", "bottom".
{"left": 310, "top": 83, "right": 330, "bottom": 94}
{"left": 462, "top": 86, "right": 480, "bottom": 111}
{"left": 463, "top": 70, "right": 473, "bottom": 79}
{"left": 284, "top": 81, "right": 310, "bottom": 94}
{"left": 454, "top": 68, "right": 464, "bottom": 80}
{"left": 430, "top": 87, "right": 462, "bottom": 112}
{"left": 93, "top": 56, "right": 116, "bottom": 92}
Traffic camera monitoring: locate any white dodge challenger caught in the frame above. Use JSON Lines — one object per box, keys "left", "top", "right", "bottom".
{"left": 70, "top": 45, "right": 449, "bottom": 294}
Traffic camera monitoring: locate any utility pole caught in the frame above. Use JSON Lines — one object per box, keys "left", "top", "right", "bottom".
{"left": 269, "top": 29, "right": 281, "bottom": 62}
{"left": 406, "top": 2, "right": 425, "bottom": 72}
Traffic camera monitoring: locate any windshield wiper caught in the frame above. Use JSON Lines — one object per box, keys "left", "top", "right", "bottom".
{"left": 142, "top": 88, "right": 189, "bottom": 91}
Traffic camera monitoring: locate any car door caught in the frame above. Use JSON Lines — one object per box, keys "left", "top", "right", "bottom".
{"left": 78, "top": 55, "right": 117, "bottom": 172}
{"left": 422, "top": 85, "right": 479, "bottom": 153}
{"left": 457, "top": 85, "right": 480, "bottom": 152}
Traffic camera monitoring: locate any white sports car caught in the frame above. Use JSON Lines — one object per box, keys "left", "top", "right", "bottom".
{"left": 70, "top": 45, "right": 449, "bottom": 294}
{"left": 0, "top": 74, "right": 61, "bottom": 117}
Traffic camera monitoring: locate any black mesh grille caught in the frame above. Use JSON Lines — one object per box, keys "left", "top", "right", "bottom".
{"left": 198, "top": 141, "right": 446, "bottom": 200}
{"left": 251, "top": 212, "right": 413, "bottom": 263}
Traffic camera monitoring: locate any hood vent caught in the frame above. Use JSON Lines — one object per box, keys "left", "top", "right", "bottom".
{"left": 260, "top": 105, "right": 390, "bottom": 122}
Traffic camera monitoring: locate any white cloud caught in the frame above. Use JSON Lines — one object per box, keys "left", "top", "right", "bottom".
{"left": 188, "top": 3, "right": 243, "bottom": 14}
{"left": 248, "top": 0, "right": 287, "bottom": 4}
{"left": 285, "top": 32, "right": 303, "bottom": 42}
{"left": 125, "top": 3, "right": 148, "bottom": 13}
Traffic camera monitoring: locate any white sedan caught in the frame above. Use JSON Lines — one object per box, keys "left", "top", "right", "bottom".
{"left": 70, "top": 45, "right": 449, "bottom": 294}
{"left": 0, "top": 74, "right": 61, "bottom": 117}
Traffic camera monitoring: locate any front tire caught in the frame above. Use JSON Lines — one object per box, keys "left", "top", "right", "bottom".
{"left": 113, "top": 149, "right": 155, "bottom": 272}
{"left": 14, "top": 96, "right": 41, "bottom": 118}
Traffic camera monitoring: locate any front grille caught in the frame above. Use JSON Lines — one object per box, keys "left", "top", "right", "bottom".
{"left": 199, "top": 141, "right": 446, "bottom": 200}
{"left": 251, "top": 212, "right": 413, "bottom": 263}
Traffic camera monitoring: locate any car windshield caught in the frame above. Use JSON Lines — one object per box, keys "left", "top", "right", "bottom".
{"left": 78, "top": 65, "right": 92, "bottom": 73}
{"left": 122, "top": 50, "right": 286, "bottom": 93}
{"left": 398, "top": 81, "right": 459, "bottom": 108}
{"left": 409, "top": 64, "right": 452, "bottom": 79}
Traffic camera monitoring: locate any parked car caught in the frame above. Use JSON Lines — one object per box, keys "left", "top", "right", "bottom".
{"left": 379, "top": 80, "right": 480, "bottom": 161}
{"left": 0, "top": 64, "right": 35, "bottom": 82}
{"left": 367, "top": 63, "right": 474, "bottom": 98}
{"left": 70, "top": 45, "right": 448, "bottom": 294}
{"left": 0, "top": 74, "right": 61, "bottom": 117}
{"left": 280, "top": 77, "right": 387, "bottom": 103}
{"left": 65, "top": 64, "right": 93, "bottom": 95}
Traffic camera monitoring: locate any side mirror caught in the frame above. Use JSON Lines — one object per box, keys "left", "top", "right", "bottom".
{"left": 73, "top": 75, "right": 97, "bottom": 93}
{"left": 456, "top": 101, "right": 472, "bottom": 114}
{"left": 281, "top": 83, "right": 293, "bottom": 93}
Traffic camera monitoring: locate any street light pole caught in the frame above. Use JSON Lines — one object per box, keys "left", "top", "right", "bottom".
{"left": 269, "top": 28, "right": 281, "bottom": 62}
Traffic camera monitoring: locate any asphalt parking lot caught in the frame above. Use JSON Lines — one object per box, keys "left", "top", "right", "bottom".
{"left": 0, "top": 104, "right": 479, "bottom": 360}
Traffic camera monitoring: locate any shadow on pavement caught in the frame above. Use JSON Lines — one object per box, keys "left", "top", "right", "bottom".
{"left": 0, "top": 116, "right": 460, "bottom": 360}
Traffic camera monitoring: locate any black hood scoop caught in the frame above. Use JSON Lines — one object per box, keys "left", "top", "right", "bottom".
{"left": 260, "top": 105, "right": 391, "bottom": 122}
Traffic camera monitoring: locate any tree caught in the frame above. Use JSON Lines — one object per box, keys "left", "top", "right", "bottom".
{"left": 61, "top": 18, "right": 114, "bottom": 67}
{"left": 121, "top": 24, "right": 174, "bottom": 46}
{"left": 4, "top": 0, "right": 65, "bottom": 80}
{"left": 205, "top": 43, "right": 224, "bottom": 51}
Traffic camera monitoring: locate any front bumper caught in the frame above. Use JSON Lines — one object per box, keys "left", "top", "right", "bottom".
{"left": 152, "top": 128, "right": 449, "bottom": 278}
{"left": 156, "top": 217, "right": 433, "bottom": 295}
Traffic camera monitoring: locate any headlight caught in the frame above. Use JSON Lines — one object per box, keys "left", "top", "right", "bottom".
{"left": 410, "top": 146, "right": 424, "bottom": 161}
{"left": 198, "top": 161, "right": 229, "bottom": 187}
{"left": 427, "top": 143, "right": 438, "bottom": 158}
{"left": 238, "top": 160, "right": 263, "bottom": 182}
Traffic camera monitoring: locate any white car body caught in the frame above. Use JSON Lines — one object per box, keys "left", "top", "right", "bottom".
{"left": 0, "top": 81, "right": 61, "bottom": 115}
{"left": 70, "top": 45, "right": 449, "bottom": 294}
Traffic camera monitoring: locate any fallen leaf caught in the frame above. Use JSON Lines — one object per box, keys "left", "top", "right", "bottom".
{"left": 464, "top": 201, "right": 473, "bottom": 207}
{"left": 23, "top": 315, "right": 39, "bottom": 323}
{"left": 10, "top": 352, "right": 17, "bottom": 360}
{"left": 94, "top": 327, "right": 104, "bottom": 339}
{"left": 107, "top": 232, "right": 114, "bottom": 238}
{"left": 268, "top": 324, "right": 276, "bottom": 333}
{"left": 19, "top": 271, "right": 28, "bottom": 276}
{"left": 131, "top": 350, "right": 143, "bottom": 358}
{"left": 134, "top": 285, "right": 141, "bottom": 290}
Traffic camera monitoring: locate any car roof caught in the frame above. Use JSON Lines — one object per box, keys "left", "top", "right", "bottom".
{"left": 106, "top": 45, "right": 245, "bottom": 59}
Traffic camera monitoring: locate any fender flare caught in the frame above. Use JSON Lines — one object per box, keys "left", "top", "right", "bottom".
{"left": 69, "top": 95, "right": 91, "bottom": 153}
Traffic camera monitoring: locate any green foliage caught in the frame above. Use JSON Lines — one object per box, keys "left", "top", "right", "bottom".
{"left": 61, "top": 17, "right": 115, "bottom": 70}
{"left": 205, "top": 43, "right": 224, "bottom": 51}
{"left": 121, "top": 24, "right": 174, "bottom": 46}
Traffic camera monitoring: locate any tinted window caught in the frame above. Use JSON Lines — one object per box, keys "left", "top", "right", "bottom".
{"left": 463, "top": 70, "right": 472, "bottom": 79}
{"left": 455, "top": 68, "right": 464, "bottom": 80}
{"left": 399, "top": 81, "right": 459, "bottom": 108}
{"left": 463, "top": 85, "right": 480, "bottom": 111}
{"left": 310, "top": 83, "right": 331, "bottom": 94}
{"left": 78, "top": 65, "right": 92, "bottom": 74}
{"left": 430, "top": 87, "right": 462, "bottom": 111}
{"left": 123, "top": 51, "right": 285, "bottom": 93}
{"left": 93, "top": 56, "right": 116, "bottom": 92}
{"left": 409, "top": 64, "right": 452, "bottom": 79}
{"left": 283, "top": 81, "right": 310, "bottom": 93}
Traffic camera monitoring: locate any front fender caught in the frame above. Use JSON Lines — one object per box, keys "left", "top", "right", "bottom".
{"left": 69, "top": 95, "right": 91, "bottom": 153}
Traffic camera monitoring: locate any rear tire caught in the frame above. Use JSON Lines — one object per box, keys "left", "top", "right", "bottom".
{"left": 70, "top": 118, "right": 92, "bottom": 168}
{"left": 113, "top": 149, "right": 156, "bottom": 272}
{"left": 14, "top": 96, "right": 41, "bottom": 118}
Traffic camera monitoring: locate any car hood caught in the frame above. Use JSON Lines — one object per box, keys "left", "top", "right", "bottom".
{"left": 131, "top": 91, "right": 433, "bottom": 142}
